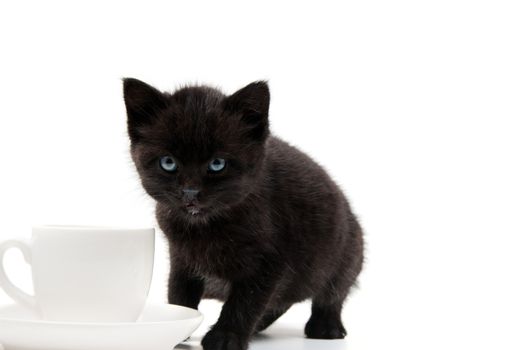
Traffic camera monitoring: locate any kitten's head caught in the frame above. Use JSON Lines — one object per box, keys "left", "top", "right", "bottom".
{"left": 123, "top": 78, "right": 270, "bottom": 223}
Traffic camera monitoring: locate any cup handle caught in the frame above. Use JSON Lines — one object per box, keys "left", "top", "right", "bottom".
{"left": 0, "top": 240, "right": 37, "bottom": 309}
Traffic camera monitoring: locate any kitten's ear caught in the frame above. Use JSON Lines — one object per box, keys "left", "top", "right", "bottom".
{"left": 226, "top": 81, "right": 271, "bottom": 142}
{"left": 123, "top": 78, "right": 168, "bottom": 143}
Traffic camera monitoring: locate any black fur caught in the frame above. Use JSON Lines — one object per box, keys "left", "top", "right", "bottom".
{"left": 124, "top": 78, "right": 364, "bottom": 350}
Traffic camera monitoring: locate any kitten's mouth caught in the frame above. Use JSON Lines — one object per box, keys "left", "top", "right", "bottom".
{"left": 185, "top": 203, "right": 203, "bottom": 216}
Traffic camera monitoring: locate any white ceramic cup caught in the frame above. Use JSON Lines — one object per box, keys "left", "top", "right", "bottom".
{"left": 0, "top": 226, "right": 155, "bottom": 322}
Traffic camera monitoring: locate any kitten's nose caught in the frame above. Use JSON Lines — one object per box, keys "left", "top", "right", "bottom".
{"left": 182, "top": 189, "right": 200, "bottom": 201}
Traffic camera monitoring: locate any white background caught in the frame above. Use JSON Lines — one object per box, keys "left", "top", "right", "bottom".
{"left": 0, "top": 1, "right": 526, "bottom": 349}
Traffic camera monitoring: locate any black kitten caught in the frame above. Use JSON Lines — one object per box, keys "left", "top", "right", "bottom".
{"left": 124, "top": 78, "right": 364, "bottom": 350}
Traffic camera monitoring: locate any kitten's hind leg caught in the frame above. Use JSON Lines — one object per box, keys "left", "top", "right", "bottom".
{"left": 306, "top": 216, "right": 363, "bottom": 339}
{"left": 305, "top": 272, "right": 355, "bottom": 339}
{"left": 304, "top": 299, "right": 347, "bottom": 339}
{"left": 254, "top": 304, "right": 292, "bottom": 333}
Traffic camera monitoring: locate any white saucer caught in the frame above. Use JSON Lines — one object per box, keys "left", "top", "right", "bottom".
{"left": 0, "top": 303, "right": 203, "bottom": 350}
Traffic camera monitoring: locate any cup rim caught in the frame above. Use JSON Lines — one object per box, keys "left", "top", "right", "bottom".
{"left": 32, "top": 225, "right": 155, "bottom": 233}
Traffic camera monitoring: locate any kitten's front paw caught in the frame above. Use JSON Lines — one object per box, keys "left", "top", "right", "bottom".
{"left": 201, "top": 328, "right": 248, "bottom": 350}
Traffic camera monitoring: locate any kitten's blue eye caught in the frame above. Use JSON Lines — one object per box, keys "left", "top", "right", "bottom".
{"left": 208, "top": 158, "right": 226, "bottom": 173}
{"left": 160, "top": 156, "right": 178, "bottom": 172}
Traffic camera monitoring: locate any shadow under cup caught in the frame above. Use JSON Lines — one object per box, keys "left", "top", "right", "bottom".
{"left": 0, "top": 226, "right": 155, "bottom": 323}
